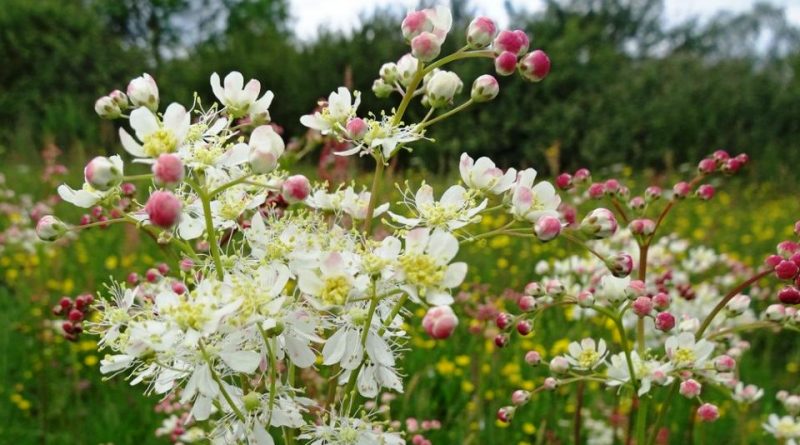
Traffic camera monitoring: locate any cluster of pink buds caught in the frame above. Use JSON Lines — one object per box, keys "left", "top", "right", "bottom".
{"left": 490, "top": 29, "right": 551, "bottom": 82}
{"left": 766, "top": 232, "right": 800, "bottom": 305}
{"left": 405, "top": 417, "right": 441, "bottom": 445}
{"left": 697, "top": 150, "right": 749, "bottom": 175}
{"left": 52, "top": 293, "right": 93, "bottom": 341}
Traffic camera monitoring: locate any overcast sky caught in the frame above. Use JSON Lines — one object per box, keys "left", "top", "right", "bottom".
{"left": 289, "top": 0, "right": 800, "bottom": 40}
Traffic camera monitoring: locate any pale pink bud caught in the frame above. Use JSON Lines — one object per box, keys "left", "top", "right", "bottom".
{"left": 511, "top": 389, "right": 530, "bottom": 406}
{"left": 652, "top": 292, "right": 671, "bottom": 310}
{"left": 696, "top": 184, "right": 714, "bottom": 200}
{"left": 466, "top": 17, "right": 497, "bottom": 49}
{"left": 346, "top": 117, "right": 368, "bottom": 140}
{"left": 179, "top": 258, "right": 194, "bottom": 272}
{"left": 516, "top": 320, "right": 532, "bottom": 336}
{"left": 672, "top": 181, "right": 692, "bottom": 199}
{"left": 519, "top": 50, "right": 551, "bottom": 82}
{"left": 629, "top": 218, "right": 656, "bottom": 236}
{"left": 696, "top": 403, "right": 719, "bottom": 422}
{"left": 714, "top": 355, "right": 736, "bottom": 372}
{"left": 524, "top": 281, "right": 544, "bottom": 297}
{"left": 422, "top": 306, "right": 459, "bottom": 339}
{"left": 470, "top": 74, "right": 499, "bottom": 102}
{"left": 775, "top": 260, "right": 799, "bottom": 280}
{"left": 121, "top": 182, "right": 136, "bottom": 196}
{"left": 576, "top": 290, "right": 595, "bottom": 307}
{"left": 588, "top": 183, "right": 606, "bottom": 199}
{"left": 607, "top": 252, "right": 633, "bottom": 278}
{"left": 36, "top": 215, "right": 67, "bottom": 242}
{"left": 152, "top": 154, "right": 184, "bottom": 188}
{"left": 109, "top": 89, "right": 128, "bottom": 109}
{"left": 573, "top": 168, "right": 591, "bottom": 183}
{"left": 549, "top": 356, "right": 569, "bottom": 374}
{"left": 680, "top": 379, "right": 702, "bottom": 398}
{"left": 524, "top": 350, "right": 542, "bottom": 366}
{"left": 127, "top": 73, "right": 159, "bottom": 111}
{"left": 493, "top": 30, "right": 527, "bottom": 55}
{"left": 765, "top": 304, "right": 786, "bottom": 321}
{"left": 645, "top": 186, "right": 662, "bottom": 201}
{"left": 778, "top": 286, "right": 800, "bottom": 305}
{"left": 534, "top": 215, "right": 562, "bottom": 241}
{"left": 698, "top": 158, "right": 717, "bottom": 174}
{"left": 712, "top": 149, "right": 730, "bottom": 162}
{"left": 494, "top": 51, "right": 518, "bottom": 76}
{"left": 785, "top": 395, "right": 800, "bottom": 414}
{"left": 94, "top": 96, "right": 121, "bottom": 119}
{"left": 542, "top": 377, "right": 558, "bottom": 390}
{"left": 655, "top": 312, "right": 676, "bottom": 332}
{"left": 496, "top": 406, "right": 514, "bottom": 423}
{"left": 766, "top": 254, "right": 784, "bottom": 268}
{"left": 84, "top": 156, "right": 122, "bottom": 191}
{"left": 145, "top": 190, "right": 182, "bottom": 228}
{"left": 726, "top": 294, "right": 751, "bottom": 316}
{"left": 545, "top": 279, "right": 565, "bottom": 295}
{"left": 406, "top": 418, "right": 419, "bottom": 433}
{"left": 411, "top": 32, "right": 441, "bottom": 62}
{"left": 518, "top": 295, "right": 537, "bottom": 312}
{"left": 580, "top": 208, "right": 618, "bottom": 239}
{"left": 629, "top": 196, "right": 645, "bottom": 210}
{"left": 281, "top": 175, "right": 311, "bottom": 204}
{"left": 632, "top": 296, "right": 653, "bottom": 317}
{"left": 145, "top": 268, "right": 161, "bottom": 283}
{"left": 402, "top": 10, "right": 432, "bottom": 41}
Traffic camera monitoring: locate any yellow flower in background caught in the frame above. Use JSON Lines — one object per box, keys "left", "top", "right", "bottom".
{"left": 551, "top": 338, "right": 570, "bottom": 356}
{"left": 522, "top": 423, "right": 536, "bottom": 435}
{"left": 436, "top": 358, "right": 456, "bottom": 376}
{"left": 455, "top": 355, "right": 470, "bottom": 367}
{"left": 461, "top": 380, "right": 475, "bottom": 393}
{"left": 105, "top": 255, "right": 118, "bottom": 270}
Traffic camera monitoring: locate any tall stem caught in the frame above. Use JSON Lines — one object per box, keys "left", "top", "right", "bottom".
{"left": 636, "top": 396, "right": 649, "bottom": 444}
{"left": 199, "top": 188, "right": 224, "bottom": 281}
{"left": 362, "top": 159, "right": 386, "bottom": 232}
{"left": 418, "top": 99, "right": 474, "bottom": 129}
{"left": 695, "top": 269, "right": 771, "bottom": 339}
{"left": 199, "top": 341, "right": 245, "bottom": 422}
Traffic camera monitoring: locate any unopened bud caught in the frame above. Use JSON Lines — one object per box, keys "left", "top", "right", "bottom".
{"left": 519, "top": 50, "right": 551, "bottom": 82}
{"left": 511, "top": 389, "right": 530, "bottom": 406}
{"left": 778, "top": 286, "right": 800, "bottom": 305}
{"left": 372, "top": 79, "right": 394, "bottom": 98}
{"left": 127, "top": 73, "right": 159, "bottom": 111}
{"left": 696, "top": 184, "right": 714, "bottom": 201}
{"left": 629, "top": 218, "right": 656, "bottom": 236}
{"left": 696, "top": 403, "right": 719, "bottom": 422}
{"left": 85, "top": 156, "right": 123, "bottom": 191}
{"left": 672, "top": 182, "right": 692, "bottom": 199}
{"left": 281, "top": 175, "right": 311, "bottom": 204}
{"left": 534, "top": 215, "right": 562, "bottom": 242}
{"left": 426, "top": 71, "right": 463, "bottom": 108}
{"left": 402, "top": 10, "right": 432, "bottom": 41}
{"left": 422, "top": 306, "right": 458, "bottom": 340}
{"left": 95, "top": 96, "right": 121, "bottom": 119}
{"left": 525, "top": 350, "right": 542, "bottom": 366}
{"left": 655, "top": 312, "right": 675, "bottom": 332}
{"left": 494, "top": 51, "right": 518, "bottom": 76}
{"left": 470, "top": 74, "right": 499, "bottom": 102}
{"left": 607, "top": 252, "right": 633, "bottom": 278}
{"left": 632, "top": 296, "right": 653, "bottom": 317}
{"left": 466, "top": 17, "right": 497, "bottom": 49}
{"left": 36, "top": 215, "right": 68, "bottom": 242}
{"left": 580, "top": 208, "right": 618, "bottom": 239}
{"left": 549, "top": 356, "right": 569, "bottom": 374}
{"left": 346, "top": 117, "right": 368, "bottom": 140}
{"left": 411, "top": 32, "right": 441, "bottom": 62}
{"left": 493, "top": 30, "right": 528, "bottom": 56}
{"left": 152, "top": 154, "right": 184, "bottom": 188}
{"left": 145, "top": 190, "right": 182, "bottom": 228}
{"left": 680, "top": 379, "right": 702, "bottom": 398}
{"left": 379, "top": 63, "right": 399, "bottom": 83}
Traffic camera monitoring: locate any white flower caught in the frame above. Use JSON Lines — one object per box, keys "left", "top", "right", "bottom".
{"left": 337, "top": 116, "right": 424, "bottom": 159}
{"left": 665, "top": 332, "right": 714, "bottom": 369}
{"left": 763, "top": 414, "right": 800, "bottom": 442}
{"left": 297, "top": 252, "right": 368, "bottom": 308}
{"left": 272, "top": 309, "right": 323, "bottom": 369}
{"left": 210, "top": 71, "right": 274, "bottom": 120}
{"left": 57, "top": 155, "right": 124, "bottom": 208}
{"left": 341, "top": 187, "right": 389, "bottom": 220}
{"left": 396, "top": 228, "right": 467, "bottom": 305}
{"left": 423, "top": 5, "right": 453, "bottom": 42}
{"left": 509, "top": 168, "right": 561, "bottom": 223}
{"left": 459, "top": 153, "right": 517, "bottom": 195}
{"left": 127, "top": 73, "right": 159, "bottom": 110}
{"left": 425, "top": 70, "right": 462, "bottom": 107}
{"left": 120, "top": 104, "right": 190, "bottom": 158}
{"left": 389, "top": 184, "right": 486, "bottom": 231}
{"left": 248, "top": 125, "right": 284, "bottom": 174}
{"left": 565, "top": 338, "right": 607, "bottom": 370}
{"left": 733, "top": 382, "right": 764, "bottom": 404}
{"left": 396, "top": 53, "right": 420, "bottom": 85}
{"left": 597, "top": 275, "right": 630, "bottom": 304}
{"left": 298, "top": 413, "right": 404, "bottom": 445}
{"left": 606, "top": 351, "right": 673, "bottom": 396}
{"left": 300, "top": 87, "right": 360, "bottom": 134}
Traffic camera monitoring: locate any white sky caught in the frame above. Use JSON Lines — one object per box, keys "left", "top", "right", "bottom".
{"left": 289, "top": 0, "right": 800, "bottom": 40}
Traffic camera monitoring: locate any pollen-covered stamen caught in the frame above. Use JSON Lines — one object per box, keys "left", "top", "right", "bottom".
{"left": 321, "top": 275, "right": 351, "bottom": 306}
{"left": 577, "top": 349, "right": 601, "bottom": 369}
{"left": 399, "top": 253, "right": 445, "bottom": 295}
{"left": 673, "top": 347, "right": 696, "bottom": 366}
{"left": 142, "top": 128, "right": 178, "bottom": 157}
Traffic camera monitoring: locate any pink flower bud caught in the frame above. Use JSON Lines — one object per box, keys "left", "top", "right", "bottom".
{"left": 696, "top": 184, "right": 714, "bottom": 201}
{"left": 121, "top": 182, "right": 137, "bottom": 196}
{"left": 94, "top": 96, "right": 122, "bottom": 119}
{"left": 493, "top": 30, "right": 527, "bottom": 55}
{"left": 518, "top": 295, "right": 537, "bottom": 312}
{"left": 766, "top": 254, "right": 784, "bottom": 268}
{"left": 549, "top": 356, "right": 569, "bottom": 374}
{"left": 652, "top": 292, "right": 671, "bottom": 310}
{"left": 518, "top": 50, "right": 550, "bottom": 82}
{"left": 179, "top": 258, "right": 194, "bottom": 272}
{"left": 556, "top": 173, "right": 573, "bottom": 190}
{"left": 146, "top": 268, "right": 161, "bottom": 283}
{"left": 534, "top": 215, "right": 562, "bottom": 242}
{"left": 779, "top": 241, "right": 800, "bottom": 257}
{"left": 145, "top": 190, "right": 182, "bottom": 228}
{"left": 625, "top": 280, "right": 646, "bottom": 299}
{"left": 765, "top": 304, "right": 786, "bottom": 321}
{"left": 36, "top": 215, "right": 67, "bottom": 242}
{"left": 494, "top": 51, "right": 518, "bottom": 76}
{"left": 672, "top": 182, "right": 692, "bottom": 199}
{"left": 580, "top": 208, "right": 618, "bottom": 239}
{"left": 696, "top": 403, "right": 719, "bottom": 422}
{"left": 645, "top": 186, "right": 662, "bottom": 201}
{"left": 402, "top": 10, "right": 432, "bottom": 41}
{"left": 778, "top": 286, "right": 800, "bottom": 305}
{"left": 422, "top": 306, "right": 459, "bottom": 339}
{"left": 127, "top": 272, "right": 139, "bottom": 285}
{"left": 494, "top": 334, "right": 509, "bottom": 348}
{"left": 545, "top": 279, "right": 565, "bottom": 295}
{"left": 157, "top": 262, "right": 169, "bottom": 275}
{"left": 171, "top": 281, "right": 187, "bottom": 295}
{"left": 604, "top": 179, "right": 621, "bottom": 195}
{"left": 573, "top": 168, "right": 591, "bottom": 183}
{"left": 608, "top": 252, "right": 633, "bottom": 278}
{"left": 525, "top": 350, "right": 542, "bottom": 366}
{"left": 629, "top": 196, "right": 645, "bottom": 210}
{"left": 470, "top": 74, "right": 499, "bottom": 102}
{"left": 524, "top": 282, "right": 544, "bottom": 297}
{"left": 281, "top": 175, "right": 311, "bottom": 204}
{"left": 712, "top": 150, "right": 730, "bottom": 162}
{"left": 576, "top": 290, "right": 595, "bottom": 307}
{"left": 632, "top": 296, "right": 653, "bottom": 317}
{"left": 152, "top": 154, "right": 184, "bottom": 188}
{"left": 345, "top": 117, "right": 368, "bottom": 140}
{"left": 629, "top": 218, "right": 656, "bottom": 236}
{"left": 495, "top": 312, "right": 512, "bottom": 330}
{"left": 511, "top": 390, "right": 530, "bottom": 406}
{"left": 617, "top": 186, "right": 630, "bottom": 199}
{"left": 655, "top": 312, "right": 675, "bottom": 332}
{"left": 406, "top": 418, "right": 419, "bottom": 433}
{"left": 109, "top": 89, "right": 128, "bottom": 109}
{"left": 588, "top": 183, "right": 605, "bottom": 199}
{"left": 714, "top": 355, "right": 736, "bottom": 372}
{"left": 679, "top": 379, "right": 702, "bottom": 398}
{"left": 466, "top": 17, "right": 497, "bottom": 49}
{"left": 68, "top": 308, "right": 84, "bottom": 323}
{"left": 85, "top": 156, "right": 123, "bottom": 191}
{"left": 543, "top": 377, "right": 558, "bottom": 390}
{"left": 516, "top": 320, "right": 532, "bottom": 336}
{"left": 776, "top": 260, "right": 799, "bottom": 280}
{"left": 698, "top": 158, "right": 717, "bottom": 174}
{"left": 496, "top": 406, "right": 514, "bottom": 423}
{"left": 411, "top": 32, "right": 441, "bottom": 62}
{"left": 722, "top": 158, "right": 743, "bottom": 174}
{"left": 127, "top": 73, "right": 159, "bottom": 111}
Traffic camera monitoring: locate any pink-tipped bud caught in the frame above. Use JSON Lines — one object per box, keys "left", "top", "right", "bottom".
{"left": 109, "top": 89, "right": 128, "bottom": 109}
{"left": 776, "top": 260, "right": 799, "bottom": 280}
{"left": 281, "top": 175, "right": 311, "bottom": 204}
{"left": 545, "top": 279, "right": 565, "bottom": 296}
{"left": 145, "top": 268, "right": 161, "bottom": 283}
{"left": 655, "top": 312, "right": 676, "bottom": 332}
{"left": 588, "top": 183, "right": 605, "bottom": 199}
{"left": 543, "top": 377, "right": 558, "bottom": 390}
{"left": 127, "top": 73, "right": 159, "bottom": 111}
{"left": 36, "top": 215, "right": 67, "bottom": 242}
{"left": 525, "top": 351, "right": 542, "bottom": 366}
{"left": 580, "top": 208, "right": 618, "bottom": 239}
{"left": 145, "top": 190, "right": 182, "bottom": 229}
{"left": 345, "top": 117, "right": 368, "bottom": 140}
{"left": 696, "top": 184, "right": 714, "bottom": 201}
{"left": 766, "top": 254, "right": 784, "bottom": 269}
{"left": 549, "top": 356, "right": 570, "bottom": 374}
{"left": 573, "top": 168, "right": 591, "bottom": 183}
{"left": 157, "top": 262, "right": 169, "bottom": 275}
{"left": 466, "top": 17, "right": 497, "bottom": 49}
{"left": 422, "top": 306, "right": 459, "bottom": 340}
{"left": 778, "top": 241, "right": 800, "bottom": 257}
{"left": 632, "top": 296, "right": 653, "bottom": 317}
{"left": 68, "top": 308, "right": 84, "bottom": 323}
{"left": 524, "top": 282, "right": 544, "bottom": 297}
{"left": 411, "top": 32, "right": 441, "bottom": 62}
{"left": 511, "top": 389, "right": 531, "bottom": 406}
{"left": 765, "top": 304, "right": 786, "bottom": 321}
{"left": 493, "top": 30, "right": 528, "bottom": 55}
{"left": 121, "top": 182, "right": 137, "bottom": 196}
{"left": 516, "top": 320, "right": 533, "bottom": 336}
{"left": 495, "top": 312, "right": 512, "bottom": 330}
{"left": 629, "top": 218, "right": 656, "bottom": 236}
{"left": 534, "top": 215, "right": 562, "bottom": 242}
{"left": 152, "top": 154, "right": 184, "bottom": 188}
{"left": 576, "top": 290, "right": 595, "bottom": 307}
{"left": 672, "top": 182, "right": 692, "bottom": 199}
{"left": 629, "top": 196, "right": 645, "bottom": 210}
{"left": 696, "top": 403, "right": 719, "bottom": 422}
{"left": 127, "top": 272, "right": 139, "bottom": 285}
{"left": 652, "top": 292, "right": 671, "bottom": 310}
{"left": 518, "top": 295, "right": 537, "bottom": 312}
{"left": 698, "top": 158, "right": 717, "bottom": 174}
{"left": 680, "top": 379, "right": 702, "bottom": 398}
{"left": 402, "top": 10, "right": 432, "bottom": 41}
{"left": 85, "top": 156, "right": 123, "bottom": 191}
{"left": 494, "top": 334, "right": 509, "bottom": 348}
{"left": 778, "top": 286, "right": 800, "bottom": 305}
{"left": 726, "top": 294, "right": 751, "bottom": 316}
{"left": 712, "top": 150, "right": 730, "bottom": 162}
{"left": 626, "top": 280, "right": 646, "bottom": 299}
{"left": 179, "top": 258, "right": 194, "bottom": 272}
{"left": 645, "top": 186, "right": 662, "bottom": 201}
{"left": 470, "top": 74, "right": 499, "bottom": 102}
{"left": 556, "top": 173, "right": 573, "bottom": 190}
{"left": 171, "top": 281, "right": 187, "bottom": 295}
{"left": 607, "top": 252, "right": 633, "bottom": 278}
{"left": 497, "top": 406, "right": 514, "bottom": 423}
{"left": 722, "top": 158, "right": 743, "bottom": 174}
{"left": 95, "top": 96, "right": 122, "bottom": 119}
{"left": 602, "top": 179, "right": 619, "bottom": 195}
{"left": 519, "top": 50, "right": 550, "bottom": 82}
{"left": 494, "top": 51, "right": 518, "bottom": 76}
{"left": 714, "top": 355, "right": 736, "bottom": 372}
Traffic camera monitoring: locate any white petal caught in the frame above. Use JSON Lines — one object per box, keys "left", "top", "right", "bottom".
{"left": 119, "top": 128, "right": 146, "bottom": 157}
{"left": 129, "top": 106, "right": 159, "bottom": 140}
{"left": 220, "top": 350, "right": 261, "bottom": 373}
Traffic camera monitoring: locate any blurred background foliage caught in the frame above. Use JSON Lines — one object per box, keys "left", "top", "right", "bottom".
{"left": 1, "top": 0, "right": 799, "bottom": 177}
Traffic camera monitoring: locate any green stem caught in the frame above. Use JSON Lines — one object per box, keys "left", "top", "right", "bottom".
{"left": 209, "top": 173, "right": 254, "bottom": 197}
{"left": 362, "top": 157, "right": 386, "bottom": 232}
{"left": 122, "top": 173, "right": 153, "bottom": 181}
{"left": 591, "top": 305, "right": 639, "bottom": 391}
{"left": 423, "top": 49, "right": 494, "bottom": 74}
{"left": 418, "top": 99, "right": 474, "bottom": 129}
{"left": 392, "top": 63, "right": 426, "bottom": 126}
{"left": 198, "top": 188, "right": 224, "bottom": 281}
{"left": 378, "top": 294, "right": 408, "bottom": 336}
{"left": 695, "top": 269, "right": 771, "bottom": 339}
{"left": 636, "top": 396, "right": 649, "bottom": 445}
{"left": 71, "top": 217, "right": 127, "bottom": 230}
